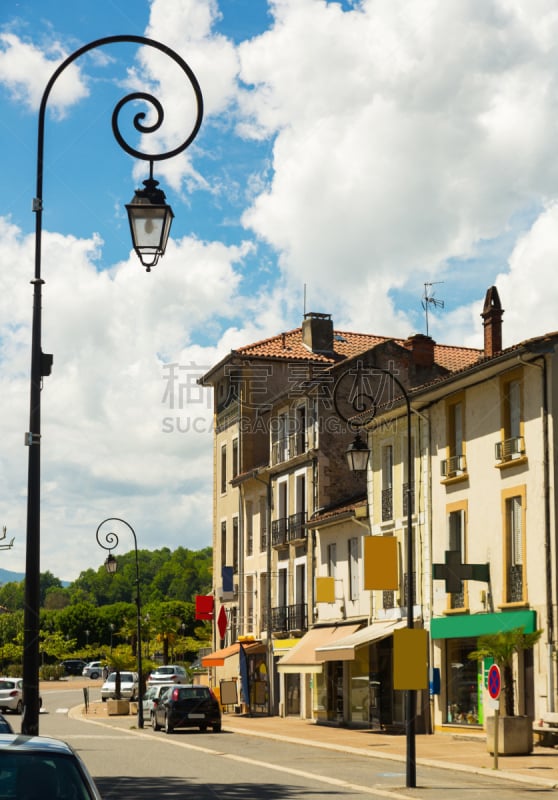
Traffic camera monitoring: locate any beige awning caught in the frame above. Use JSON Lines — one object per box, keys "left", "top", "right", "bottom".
{"left": 315, "top": 619, "right": 407, "bottom": 662}
{"left": 277, "top": 624, "right": 361, "bottom": 673}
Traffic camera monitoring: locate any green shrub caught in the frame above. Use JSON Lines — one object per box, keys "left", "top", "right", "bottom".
{"left": 39, "top": 664, "right": 65, "bottom": 681}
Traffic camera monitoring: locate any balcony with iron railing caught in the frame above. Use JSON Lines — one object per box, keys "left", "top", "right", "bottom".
{"left": 271, "top": 432, "right": 307, "bottom": 466}
{"left": 381, "top": 488, "right": 393, "bottom": 521}
{"left": 271, "top": 517, "right": 288, "bottom": 547}
{"left": 266, "top": 603, "right": 308, "bottom": 633}
{"left": 507, "top": 563, "right": 524, "bottom": 602}
{"left": 271, "top": 512, "right": 307, "bottom": 547}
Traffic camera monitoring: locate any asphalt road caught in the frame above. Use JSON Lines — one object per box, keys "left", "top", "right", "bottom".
{"left": 27, "top": 682, "right": 550, "bottom": 800}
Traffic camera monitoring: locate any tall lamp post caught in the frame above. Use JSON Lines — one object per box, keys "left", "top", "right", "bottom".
{"left": 22, "top": 35, "right": 203, "bottom": 736}
{"left": 336, "top": 363, "right": 416, "bottom": 789}
{"left": 96, "top": 517, "right": 144, "bottom": 729}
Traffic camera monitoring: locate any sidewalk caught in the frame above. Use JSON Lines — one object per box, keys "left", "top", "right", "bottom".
{"left": 76, "top": 696, "right": 558, "bottom": 789}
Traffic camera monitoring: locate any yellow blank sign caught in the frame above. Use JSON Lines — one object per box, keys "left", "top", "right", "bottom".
{"left": 364, "top": 536, "right": 398, "bottom": 590}
{"left": 316, "top": 576, "right": 336, "bottom": 603}
{"left": 393, "top": 628, "right": 428, "bottom": 690}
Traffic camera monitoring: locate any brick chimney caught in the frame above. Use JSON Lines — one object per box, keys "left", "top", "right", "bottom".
{"left": 403, "top": 333, "right": 435, "bottom": 367}
{"left": 481, "top": 286, "right": 504, "bottom": 357}
{"left": 302, "top": 312, "right": 334, "bottom": 354}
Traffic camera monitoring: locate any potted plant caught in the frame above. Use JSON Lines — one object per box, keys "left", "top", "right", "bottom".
{"left": 469, "top": 626, "right": 542, "bottom": 755}
{"left": 105, "top": 649, "right": 134, "bottom": 716}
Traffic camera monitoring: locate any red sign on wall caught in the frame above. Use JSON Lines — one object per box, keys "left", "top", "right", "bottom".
{"left": 195, "top": 595, "right": 214, "bottom": 620}
{"left": 217, "top": 605, "right": 228, "bottom": 640}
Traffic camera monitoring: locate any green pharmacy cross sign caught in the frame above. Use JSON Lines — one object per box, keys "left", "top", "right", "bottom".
{"left": 432, "top": 550, "right": 490, "bottom": 594}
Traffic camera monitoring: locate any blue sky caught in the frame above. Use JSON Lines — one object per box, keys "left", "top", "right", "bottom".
{"left": 2, "top": 0, "right": 558, "bottom": 579}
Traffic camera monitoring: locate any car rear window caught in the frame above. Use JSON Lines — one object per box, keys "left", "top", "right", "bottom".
{"left": 175, "top": 687, "right": 210, "bottom": 701}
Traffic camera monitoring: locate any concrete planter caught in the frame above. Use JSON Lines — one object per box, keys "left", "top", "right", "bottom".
{"left": 486, "top": 715, "right": 533, "bottom": 755}
{"left": 106, "top": 699, "right": 130, "bottom": 716}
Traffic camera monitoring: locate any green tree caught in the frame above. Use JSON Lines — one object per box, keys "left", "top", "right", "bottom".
{"left": 469, "top": 627, "right": 543, "bottom": 716}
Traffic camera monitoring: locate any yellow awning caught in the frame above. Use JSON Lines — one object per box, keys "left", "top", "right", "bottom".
{"left": 277, "top": 624, "right": 361, "bottom": 673}
{"left": 315, "top": 619, "right": 406, "bottom": 662}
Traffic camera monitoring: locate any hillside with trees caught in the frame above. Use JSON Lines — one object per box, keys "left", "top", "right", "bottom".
{"left": 0, "top": 547, "right": 213, "bottom": 674}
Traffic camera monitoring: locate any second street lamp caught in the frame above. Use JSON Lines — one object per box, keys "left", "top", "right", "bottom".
{"left": 96, "top": 517, "right": 144, "bottom": 729}
{"left": 336, "top": 362, "right": 417, "bottom": 790}
{"left": 22, "top": 35, "right": 203, "bottom": 736}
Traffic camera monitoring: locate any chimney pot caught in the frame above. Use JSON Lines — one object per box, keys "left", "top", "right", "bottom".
{"left": 481, "top": 286, "right": 504, "bottom": 357}
{"left": 302, "top": 312, "right": 334, "bottom": 354}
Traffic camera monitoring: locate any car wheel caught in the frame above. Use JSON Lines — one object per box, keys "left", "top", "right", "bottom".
{"left": 90, "top": 672, "right": 99, "bottom": 680}
{"left": 165, "top": 716, "right": 173, "bottom": 734}
{"left": 101, "top": 697, "right": 107, "bottom": 702}
{"left": 15, "top": 700, "right": 22, "bottom": 715}
{"left": 212, "top": 723, "right": 222, "bottom": 733}
{"left": 199, "top": 724, "right": 207, "bottom": 733}
{"left": 152, "top": 713, "right": 160, "bottom": 731}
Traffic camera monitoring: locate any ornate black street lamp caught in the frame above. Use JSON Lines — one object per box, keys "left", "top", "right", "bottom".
{"left": 335, "top": 362, "right": 417, "bottom": 789}
{"left": 22, "top": 35, "right": 203, "bottom": 735}
{"left": 96, "top": 517, "right": 144, "bottom": 729}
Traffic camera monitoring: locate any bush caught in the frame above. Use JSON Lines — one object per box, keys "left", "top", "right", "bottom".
{"left": 39, "top": 664, "right": 65, "bottom": 681}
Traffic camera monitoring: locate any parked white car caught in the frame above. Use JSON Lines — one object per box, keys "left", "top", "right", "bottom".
{"left": 0, "top": 678, "right": 22, "bottom": 714}
{"left": 146, "top": 665, "right": 188, "bottom": 686}
{"left": 0, "top": 678, "right": 42, "bottom": 715}
{"left": 100, "top": 671, "right": 138, "bottom": 701}
{"left": 82, "top": 661, "right": 104, "bottom": 679}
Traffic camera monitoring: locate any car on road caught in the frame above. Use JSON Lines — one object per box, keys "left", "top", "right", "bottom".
{"left": 59, "top": 658, "right": 88, "bottom": 676}
{"left": 0, "top": 679, "right": 42, "bottom": 716}
{"left": 0, "top": 733, "right": 102, "bottom": 799}
{"left": 82, "top": 661, "right": 104, "bottom": 679}
{"left": 101, "top": 671, "right": 139, "bottom": 701}
{"left": 0, "top": 714, "right": 13, "bottom": 733}
{"left": 146, "top": 664, "right": 189, "bottom": 686}
{"left": 152, "top": 684, "right": 222, "bottom": 733}
{"left": 0, "top": 678, "right": 23, "bottom": 715}
{"left": 142, "top": 682, "right": 176, "bottom": 724}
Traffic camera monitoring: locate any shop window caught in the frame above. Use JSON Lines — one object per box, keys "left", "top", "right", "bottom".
{"left": 446, "top": 638, "right": 480, "bottom": 725}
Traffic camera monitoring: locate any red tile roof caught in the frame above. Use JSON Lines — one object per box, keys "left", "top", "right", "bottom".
{"left": 235, "top": 327, "right": 482, "bottom": 373}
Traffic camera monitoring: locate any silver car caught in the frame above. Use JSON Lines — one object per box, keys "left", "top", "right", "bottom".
{"left": 146, "top": 665, "right": 188, "bottom": 686}
{"left": 142, "top": 683, "right": 176, "bottom": 723}
{"left": 101, "top": 671, "right": 138, "bottom": 701}
{"left": 82, "top": 661, "right": 104, "bottom": 679}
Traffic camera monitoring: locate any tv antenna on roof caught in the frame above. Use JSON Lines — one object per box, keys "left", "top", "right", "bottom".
{"left": 0, "top": 527, "right": 14, "bottom": 551}
{"left": 422, "top": 282, "right": 444, "bottom": 337}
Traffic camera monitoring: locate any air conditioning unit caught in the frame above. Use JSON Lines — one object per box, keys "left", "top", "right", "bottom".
{"left": 495, "top": 436, "right": 525, "bottom": 461}
{"left": 440, "top": 454, "right": 466, "bottom": 477}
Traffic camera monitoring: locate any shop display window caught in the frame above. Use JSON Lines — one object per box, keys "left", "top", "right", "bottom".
{"left": 446, "top": 638, "right": 480, "bottom": 725}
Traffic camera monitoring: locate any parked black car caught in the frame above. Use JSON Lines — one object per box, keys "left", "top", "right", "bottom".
{"left": 59, "top": 659, "right": 87, "bottom": 676}
{"left": 152, "top": 685, "right": 221, "bottom": 733}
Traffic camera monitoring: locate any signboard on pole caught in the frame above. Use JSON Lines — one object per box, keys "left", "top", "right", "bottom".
{"left": 487, "top": 664, "right": 501, "bottom": 699}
